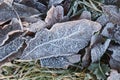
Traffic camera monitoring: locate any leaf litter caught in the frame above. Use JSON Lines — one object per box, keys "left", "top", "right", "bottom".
{"left": 0, "top": 0, "right": 120, "bottom": 80}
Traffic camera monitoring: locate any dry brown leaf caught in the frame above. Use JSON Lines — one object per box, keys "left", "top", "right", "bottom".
{"left": 82, "top": 47, "right": 91, "bottom": 67}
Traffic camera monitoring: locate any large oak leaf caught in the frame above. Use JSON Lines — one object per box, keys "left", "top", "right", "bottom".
{"left": 21, "top": 19, "right": 101, "bottom": 60}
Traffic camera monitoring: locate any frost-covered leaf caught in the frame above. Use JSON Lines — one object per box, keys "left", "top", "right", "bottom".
{"left": 104, "top": 0, "right": 118, "bottom": 5}
{"left": 21, "top": 19, "right": 101, "bottom": 61}
{"left": 45, "top": 5, "right": 64, "bottom": 27}
{"left": 109, "top": 58, "right": 120, "bottom": 73}
{"left": 0, "top": 2, "right": 39, "bottom": 24}
{"left": 109, "top": 46, "right": 120, "bottom": 62}
{"left": 109, "top": 46, "right": 120, "bottom": 72}
{"left": 80, "top": 11, "right": 91, "bottom": 20}
{"left": 26, "top": 20, "right": 47, "bottom": 32}
{"left": 0, "top": 18, "right": 23, "bottom": 46}
{"left": 40, "top": 54, "right": 80, "bottom": 68}
{"left": 0, "top": 0, "right": 13, "bottom": 6}
{"left": 96, "top": 14, "right": 109, "bottom": 26}
{"left": 107, "top": 70, "right": 120, "bottom": 80}
{"left": 102, "top": 5, "right": 120, "bottom": 25}
{"left": 20, "top": 0, "right": 47, "bottom": 13}
{"left": 49, "top": 0, "right": 64, "bottom": 6}
{"left": 0, "top": 37, "right": 24, "bottom": 62}
{"left": 88, "top": 63, "right": 110, "bottom": 80}
{"left": 101, "top": 23, "right": 120, "bottom": 44}
{"left": 91, "top": 34, "right": 111, "bottom": 62}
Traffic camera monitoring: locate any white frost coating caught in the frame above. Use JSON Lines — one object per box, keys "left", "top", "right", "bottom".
{"left": 109, "top": 46, "right": 120, "bottom": 62}
{"left": 49, "top": 0, "right": 64, "bottom": 6}
{"left": 21, "top": 19, "right": 101, "bottom": 60}
{"left": 91, "top": 39, "right": 111, "bottom": 63}
{"left": 0, "top": 18, "right": 23, "bottom": 46}
{"left": 0, "top": 37, "right": 24, "bottom": 61}
{"left": 102, "top": 23, "right": 120, "bottom": 44}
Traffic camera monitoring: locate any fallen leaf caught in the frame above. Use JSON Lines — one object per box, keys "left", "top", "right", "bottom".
{"left": 82, "top": 47, "right": 91, "bottom": 67}
{"left": 101, "top": 23, "right": 120, "bottom": 44}
{"left": 40, "top": 54, "right": 80, "bottom": 68}
{"left": 108, "top": 45, "right": 120, "bottom": 72}
{"left": 49, "top": 0, "right": 64, "bottom": 6}
{"left": 79, "top": 11, "right": 91, "bottom": 20}
{"left": 45, "top": 5, "right": 64, "bottom": 27}
{"left": 21, "top": 19, "right": 101, "bottom": 68}
{"left": 107, "top": 69, "right": 120, "bottom": 80}
{"left": 109, "top": 58, "right": 120, "bottom": 72}
{"left": 63, "top": 0, "right": 71, "bottom": 15}
{"left": 0, "top": 2, "right": 39, "bottom": 24}
{"left": 90, "top": 34, "right": 111, "bottom": 62}
{"left": 0, "top": 37, "right": 24, "bottom": 62}
{"left": 104, "top": 0, "right": 118, "bottom": 5}
{"left": 20, "top": 0, "right": 47, "bottom": 13}
{"left": 102, "top": 5, "right": 120, "bottom": 25}
{"left": 26, "top": 19, "right": 47, "bottom": 32}
{"left": 0, "top": 18, "right": 23, "bottom": 46}
{"left": 96, "top": 14, "right": 109, "bottom": 26}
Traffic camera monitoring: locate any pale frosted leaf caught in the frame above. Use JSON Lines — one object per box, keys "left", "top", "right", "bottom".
{"left": 90, "top": 33, "right": 103, "bottom": 47}
{"left": 91, "top": 34, "right": 111, "bottom": 62}
{"left": 109, "top": 46, "right": 120, "bottom": 72}
{"left": 96, "top": 14, "right": 109, "bottom": 26}
{"left": 102, "top": 5, "right": 120, "bottom": 25}
{"left": 0, "top": 37, "right": 24, "bottom": 62}
{"left": 109, "top": 46, "right": 120, "bottom": 63}
{"left": 107, "top": 70, "right": 120, "bottom": 80}
{"left": 20, "top": 0, "right": 47, "bottom": 13}
{"left": 80, "top": 11, "right": 91, "bottom": 20}
{"left": 109, "top": 58, "right": 120, "bottom": 72}
{"left": 0, "top": 18, "right": 22, "bottom": 46}
{"left": 40, "top": 54, "right": 80, "bottom": 68}
{"left": 26, "top": 20, "right": 47, "bottom": 32}
{"left": 0, "top": 2, "right": 39, "bottom": 24}
{"left": 49, "top": 0, "right": 64, "bottom": 6}
{"left": 101, "top": 23, "right": 120, "bottom": 44}
{"left": 21, "top": 19, "right": 101, "bottom": 60}
{"left": 45, "top": 5, "right": 64, "bottom": 27}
